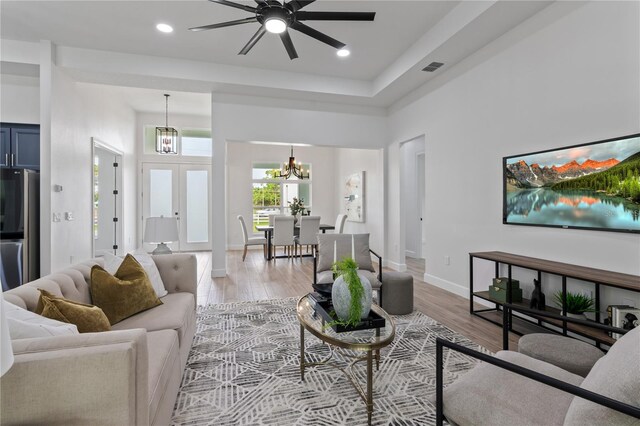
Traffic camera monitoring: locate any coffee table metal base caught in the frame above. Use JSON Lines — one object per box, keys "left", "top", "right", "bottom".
{"left": 299, "top": 324, "right": 380, "bottom": 425}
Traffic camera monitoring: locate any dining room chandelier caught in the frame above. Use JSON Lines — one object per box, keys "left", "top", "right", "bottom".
{"left": 155, "top": 94, "right": 178, "bottom": 154}
{"left": 278, "top": 146, "right": 309, "bottom": 180}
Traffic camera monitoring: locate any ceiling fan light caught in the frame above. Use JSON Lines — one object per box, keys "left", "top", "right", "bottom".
{"left": 337, "top": 48, "right": 350, "bottom": 57}
{"left": 265, "top": 17, "right": 287, "bottom": 34}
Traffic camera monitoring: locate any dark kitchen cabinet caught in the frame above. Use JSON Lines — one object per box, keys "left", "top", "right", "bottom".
{"left": 0, "top": 124, "right": 39, "bottom": 171}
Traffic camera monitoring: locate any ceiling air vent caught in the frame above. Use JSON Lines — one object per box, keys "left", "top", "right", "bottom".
{"left": 422, "top": 62, "right": 444, "bottom": 72}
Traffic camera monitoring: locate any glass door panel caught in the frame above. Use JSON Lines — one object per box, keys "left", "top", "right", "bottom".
{"left": 142, "top": 163, "right": 179, "bottom": 252}
{"left": 142, "top": 163, "right": 211, "bottom": 252}
{"left": 181, "top": 166, "right": 211, "bottom": 250}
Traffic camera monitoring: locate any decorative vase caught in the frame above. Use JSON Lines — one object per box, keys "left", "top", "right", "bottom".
{"left": 331, "top": 272, "right": 372, "bottom": 322}
{"left": 292, "top": 214, "right": 299, "bottom": 225}
{"left": 566, "top": 312, "right": 586, "bottom": 320}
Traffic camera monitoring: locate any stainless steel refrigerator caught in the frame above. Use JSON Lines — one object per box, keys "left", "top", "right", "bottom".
{"left": 1, "top": 169, "right": 39, "bottom": 290}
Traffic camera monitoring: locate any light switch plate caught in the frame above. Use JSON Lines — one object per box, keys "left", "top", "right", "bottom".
{"left": 53, "top": 213, "right": 61, "bottom": 222}
{"left": 65, "top": 212, "right": 74, "bottom": 221}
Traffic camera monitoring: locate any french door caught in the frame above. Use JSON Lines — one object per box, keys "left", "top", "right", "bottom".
{"left": 142, "top": 163, "right": 211, "bottom": 252}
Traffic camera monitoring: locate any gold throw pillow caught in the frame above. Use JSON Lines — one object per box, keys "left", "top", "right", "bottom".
{"left": 37, "top": 289, "right": 111, "bottom": 333}
{"left": 90, "top": 254, "right": 162, "bottom": 325}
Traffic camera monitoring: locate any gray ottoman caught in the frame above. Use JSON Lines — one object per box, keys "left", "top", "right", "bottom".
{"left": 518, "top": 333, "right": 604, "bottom": 377}
{"left": 381, "top": 272, "right": 414, "bottom": 315}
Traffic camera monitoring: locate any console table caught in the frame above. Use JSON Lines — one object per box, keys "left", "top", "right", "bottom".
{"left": 469, "top": 251, "right": 640, "bottom": 346}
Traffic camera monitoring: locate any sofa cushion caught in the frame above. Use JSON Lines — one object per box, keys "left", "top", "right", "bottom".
{"left": 90, "top": 255, "right": 162, "bottom": 325}
{"left": 146, "top": 329, "right": 180, "bottom": 422}
{"left": 104, "top": 251, "right": 168, "bottom": 298}
{"left": 37, "top": 289, "right": 111, "bottom": 333}
{"left": 316, "top": 234, "right": 374, "bottom": 272}
{"left": 443, "top": 350, "right": 583, "bottom": 426}
{"left": 111, "top": 292, "right": 195, "bottom": 348}
{"left": 564, "top": 326, "right": 640, "bottom": 426}
{"left": 4, "top": 299, "right": 79, "bottom": 339}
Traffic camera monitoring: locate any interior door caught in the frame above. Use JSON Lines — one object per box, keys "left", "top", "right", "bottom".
{"left": 142, "top": 163, "right": 211, "bottom": 252}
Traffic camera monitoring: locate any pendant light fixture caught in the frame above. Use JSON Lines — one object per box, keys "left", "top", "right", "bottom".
{"left": 278, "top": 146, "right": 309, "bottom": 180}
{"left": 156, "top": 94, "right": 178, "bottom": 154}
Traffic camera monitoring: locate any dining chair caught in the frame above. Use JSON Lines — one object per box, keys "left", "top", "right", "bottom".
{"left": 268, "top": 214, "right": 282, "bottom": 226}
{"left": 294, "top": 216, "right": 320, "bottom": 259}
{"left": 334, "top": 214, "right": 347, "bottom": 234}
{"left": 237, "top": 215, "right": 267, "bottom": 261}
{"left": 272, "top": 216, "right": 295, "bottom": 261}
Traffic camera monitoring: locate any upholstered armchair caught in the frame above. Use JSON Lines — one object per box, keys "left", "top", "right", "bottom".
{"left": 435, "top": 305, "right": 640, "bottom": 425}
{"left": 313, "top": 233, "right": 382, "bottom": 300}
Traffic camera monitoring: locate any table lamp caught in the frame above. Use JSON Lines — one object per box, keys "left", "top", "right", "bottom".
{"left": 144, "top": 216, "right": 179, "bottom": 255}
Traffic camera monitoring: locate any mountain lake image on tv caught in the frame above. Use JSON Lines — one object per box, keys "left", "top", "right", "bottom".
{"left": 504, "top": 133, "right": 640, "bottom": 233}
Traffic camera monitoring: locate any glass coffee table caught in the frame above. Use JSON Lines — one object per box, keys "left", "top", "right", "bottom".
{"left": 296, "top": 295, "right": 396, "bottom": 425}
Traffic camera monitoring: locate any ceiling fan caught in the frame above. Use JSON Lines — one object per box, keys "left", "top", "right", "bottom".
{"left": 189, "top": 0, "right": 376, "bottom": 60}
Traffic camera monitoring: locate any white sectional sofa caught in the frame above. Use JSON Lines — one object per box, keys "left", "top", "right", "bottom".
{"left": 0, "top": 253, "right": 197, "bottom": 426}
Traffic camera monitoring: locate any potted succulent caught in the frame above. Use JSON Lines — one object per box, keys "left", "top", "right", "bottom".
{"left": 553, "top": 291, "right": 596, "bottom": 319}
{"left": 330, "top": 257, "right": 372, "bottom": 327}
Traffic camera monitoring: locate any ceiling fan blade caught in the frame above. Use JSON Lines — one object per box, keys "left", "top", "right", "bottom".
{"left": 279, "top": 30, "right": 298, "bottom": 59}
{"left": 295, "top": 11, "right": 376, "bottom": 21}
{"left": 239, "top": 26, "right": 267, "bottom": 55}
{"left": 189, "top": 17, "right": 258, "bottom": 31}
{"left": 290, "top": 21, "right": 345, "bottom": 50}
{"left": 208, "top": 0, "right": 257, "bottom": 13}
{"left": 286, "top": 0, "right": 315, "bottom": 12}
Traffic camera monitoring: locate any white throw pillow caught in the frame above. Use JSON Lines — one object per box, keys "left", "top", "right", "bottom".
{"left": 4, "top": 300, "right": 79, "bottom": 339}
{"left": 132, "top": 249, "right": 168, "bottom": 298}
{"left": 103, "top": 252, "right": 124, "bottom": 275}
{"left": 101, "top": 251, "right": 168, "bottom": 298}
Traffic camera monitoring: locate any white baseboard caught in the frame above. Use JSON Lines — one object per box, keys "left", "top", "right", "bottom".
{"left": 423, "top": 273, "right": 469, "bottom": 298}
{"left": 383, "top": 259, "right": 407, "bottom": 272}
{"left": 423, "top": 273, "right": 494, "bottom": 308}
{"left": 211, "top": 269, "right": 226, "bottom": 278}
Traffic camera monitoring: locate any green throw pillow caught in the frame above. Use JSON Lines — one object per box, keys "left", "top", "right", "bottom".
{"left": 37, "top": 289, "right": 111, "bottom": 333}
{"left": 90, "top": 254, "right": 162, "bottom": 325}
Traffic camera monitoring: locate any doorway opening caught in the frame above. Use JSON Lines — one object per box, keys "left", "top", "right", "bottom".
{"left": 400, "top": 135, "right": 426, "bottom": 264}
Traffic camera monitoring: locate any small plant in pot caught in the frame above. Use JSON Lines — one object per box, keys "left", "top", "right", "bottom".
{"left": 553, "top": 291, "right": 596, "bottom": 319}
{"left": 288, "top": 197, "right": 305, "bottom": 224}
{"left": 330, "top": 257, "right": 372, "bottom": 327}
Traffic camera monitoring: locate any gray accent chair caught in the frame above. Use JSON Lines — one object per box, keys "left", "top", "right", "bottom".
{"left": 437, "top": 308, "right": 640, "bottom": 426}
{"left": 313, "top": 233, "right": 382, "bottom": 300}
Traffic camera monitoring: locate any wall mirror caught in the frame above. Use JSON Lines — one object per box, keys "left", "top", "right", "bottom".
{"left": 92, "top": 138, "right": 123, "bottom": 257}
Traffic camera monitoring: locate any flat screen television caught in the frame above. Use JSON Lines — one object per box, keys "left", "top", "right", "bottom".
{"left": 503, "top": 133, "right": 640, "bottom": 234}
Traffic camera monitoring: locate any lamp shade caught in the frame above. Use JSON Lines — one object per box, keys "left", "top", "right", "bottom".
{"left": 1, "top": 292, "right": 15, "bottom": 376}
{"left": 144, "top": 217, "right": 179, "bottom": 243}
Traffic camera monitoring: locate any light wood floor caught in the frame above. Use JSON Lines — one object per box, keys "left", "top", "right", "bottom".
{"left": 190, "top": 249, "right": 518, "bottom": 353}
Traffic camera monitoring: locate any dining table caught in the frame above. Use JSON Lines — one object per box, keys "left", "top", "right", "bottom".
{"left": 256, "top": 223, "right": 335, "bottom": 260}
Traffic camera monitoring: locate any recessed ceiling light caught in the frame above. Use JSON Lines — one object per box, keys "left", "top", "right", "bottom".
{"left": 337, "top": 48, "right": 350, "bottom": 58}
{"left": 265, "top": 18, "right": 287, "bottom": 34}
{"left": 156, "top": 23, "right": 174, "bottom": 33}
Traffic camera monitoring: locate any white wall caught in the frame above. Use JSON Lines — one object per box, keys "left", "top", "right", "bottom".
{"left": 46, "top": 69, "right": 137, "bottom": 272}
{"left": 387, "top": 2, "right": 640, "bottom": 305}
{"left": 0, "top": 74, "right": 40, "bottom": 124}
{"left": 226, "top": 142, "right": 337, "bottom": 248}
{"left": 334, "top": 148, "right": 385, "bottom": 256}
{"left": 211, "top": 95, "right": 388, "bottom": 276}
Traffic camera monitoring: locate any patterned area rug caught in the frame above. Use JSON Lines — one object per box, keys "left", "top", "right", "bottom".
{"left": 172, "top": 298, "right": 488, "bottom": 426}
